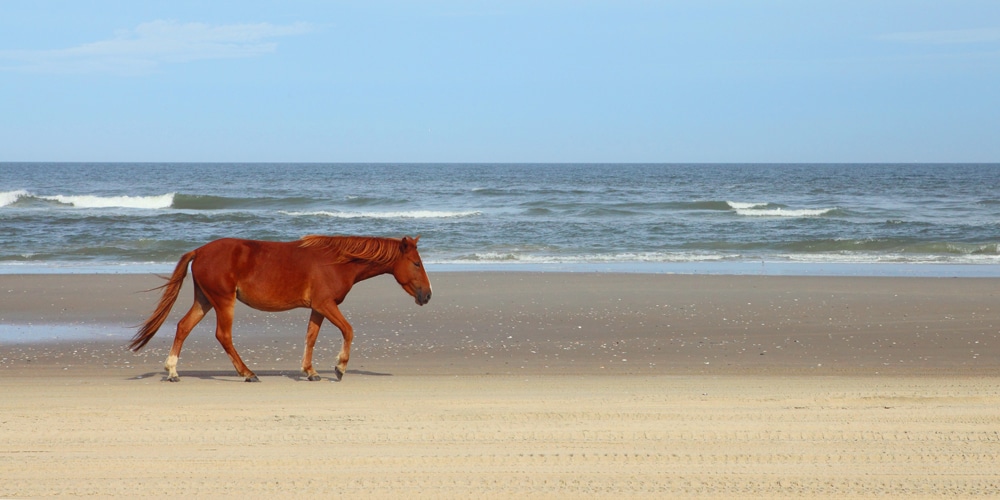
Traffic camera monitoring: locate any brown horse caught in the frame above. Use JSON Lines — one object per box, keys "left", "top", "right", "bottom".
{"left": 129, "top": 235, "right": 431, "bottom": 382}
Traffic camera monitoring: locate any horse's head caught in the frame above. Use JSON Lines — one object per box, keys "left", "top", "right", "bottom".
{"left": 393, "top": 236, "right": 432, "bottom": 306}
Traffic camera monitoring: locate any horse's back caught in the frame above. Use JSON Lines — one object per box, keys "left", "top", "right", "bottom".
{"left": 192, "top": 238, "right": 279, "bottom": 275}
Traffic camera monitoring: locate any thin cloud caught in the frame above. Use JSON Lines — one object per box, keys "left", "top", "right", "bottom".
{"left": 0, "top": 20, "right": 312, "bottom": 75}
{"left": 877, "top": 27, "right": 1000, "bottom": 45}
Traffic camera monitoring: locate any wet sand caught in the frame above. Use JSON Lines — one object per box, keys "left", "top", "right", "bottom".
{"left": 2, "top": 272, "right": 999, "bottom": 497}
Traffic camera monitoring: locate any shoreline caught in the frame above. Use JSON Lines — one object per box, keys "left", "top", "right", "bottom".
{"left": 2, "top": 271, "right": 998, "bottom": 376}
{"left": 3, "top": 260, "right": 1000, "bottom": 277}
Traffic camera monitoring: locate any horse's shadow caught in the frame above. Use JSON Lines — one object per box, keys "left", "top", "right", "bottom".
{"left": 129, "top": 369, "right": 393, "bottom": 382}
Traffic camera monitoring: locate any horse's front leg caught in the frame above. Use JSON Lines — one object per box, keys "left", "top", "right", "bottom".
{"left": 315, "top": 303, "right": 354, "bottom": 381}
{"left": 302, "top": 310, "right": 324, "bottom": 381}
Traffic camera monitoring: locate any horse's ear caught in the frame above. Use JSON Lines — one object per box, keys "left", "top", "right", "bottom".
{"left": 400, "top": 235, "right": 419, "bottom": 251}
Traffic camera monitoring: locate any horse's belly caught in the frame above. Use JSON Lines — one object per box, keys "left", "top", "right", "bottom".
{"left": 235, "top": 288, "right": 306, "bottom": 312}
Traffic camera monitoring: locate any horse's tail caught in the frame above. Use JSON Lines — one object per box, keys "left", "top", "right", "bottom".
{"left": 129, "top": 250, "right": 196, "bottom": 352}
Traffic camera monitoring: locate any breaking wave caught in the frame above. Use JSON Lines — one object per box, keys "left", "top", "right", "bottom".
{"left": 728, "top": 201, "right": 837, "bottom": 217}
{"left": 1, "top": 190, "right": 175, "bottom": 209}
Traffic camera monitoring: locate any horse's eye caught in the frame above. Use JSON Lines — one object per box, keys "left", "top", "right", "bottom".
{"left": 414, "top": 261, "right": 423, "bottom": 268}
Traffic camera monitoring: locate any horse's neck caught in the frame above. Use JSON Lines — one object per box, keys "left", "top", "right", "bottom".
{"left": 348, "top": 260, "right": 394, "bottom": 284}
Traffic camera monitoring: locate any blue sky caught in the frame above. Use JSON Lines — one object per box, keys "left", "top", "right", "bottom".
{"left": 1, "top": 1, "right": 998, "bottom": 163}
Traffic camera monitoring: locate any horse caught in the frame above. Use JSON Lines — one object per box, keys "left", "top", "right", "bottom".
{"left": 129, "top": 235, "right": 431, "bottom": 382}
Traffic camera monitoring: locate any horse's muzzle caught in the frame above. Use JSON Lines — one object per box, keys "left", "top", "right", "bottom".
{"left": 414, "top": 288, "right": 431, "bottom": 306}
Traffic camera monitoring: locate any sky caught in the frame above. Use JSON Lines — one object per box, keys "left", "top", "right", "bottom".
{"left": 1, "top": 1, "right": 998, "bottom": 163}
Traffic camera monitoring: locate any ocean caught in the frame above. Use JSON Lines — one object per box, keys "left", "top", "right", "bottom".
{"left": 1, "top": 163, "right": 998, "bottom": 276}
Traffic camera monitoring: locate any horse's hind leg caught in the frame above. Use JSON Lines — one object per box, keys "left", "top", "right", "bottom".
{"left": 302, "top": 310, "right": 324, "bottom": 381}
{"left": 212, "top": 297, "right": 259, "bottom": 382}
{"left": 165, "top": 285, "right": 212, "bottom": 382}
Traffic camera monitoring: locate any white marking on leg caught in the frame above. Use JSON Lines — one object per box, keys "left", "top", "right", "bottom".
{"left": 165, "top": 354, "right": 179, "bottom": 378}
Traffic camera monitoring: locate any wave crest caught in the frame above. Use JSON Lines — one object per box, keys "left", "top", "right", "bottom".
{"left": 727, "top": 201, "right": 836, "bottom": 218}
{"left": 0, "top": 190, "right": 30, "bottom": 208}
{"left": 42, "top": 193, "right": 175, "bottom": 209}
{"left": 1, "top": 190, "right": 175, "bottom": 209}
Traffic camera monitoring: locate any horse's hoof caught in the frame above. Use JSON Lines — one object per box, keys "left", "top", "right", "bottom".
{"left": 307, "top": 374, "right": 322, "bottom": 382}
{"left": 334, "top": 367, "right": 344, "bottom": 381}
{"left": 245, "top": 375, "right": 260, "bottom": 383}
{"left": 166, "top": 376, "right": 180, "bottom": 383}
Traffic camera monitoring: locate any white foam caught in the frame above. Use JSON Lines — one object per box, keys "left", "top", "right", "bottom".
{"left": 453, "top": 251, "right": 737, "bottom": 264}
{"left": 734, "top": 207, "right": 835, "bottom": 217}
{"left": 727, "top": 200, "right": 835, "bottom": 217}
{"left": 40, "top": 193, "right": 175, "bottom": 209}
{"left": 0, "top": 189, "right": 30, "bottom": 207}
{"left": 726, "top": 201, "right": 769, "bottom": 210}
{"left": 782, "top": 252, "right": 1000, "bottom": 265}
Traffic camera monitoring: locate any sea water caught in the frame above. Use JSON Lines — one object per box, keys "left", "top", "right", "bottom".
{"left": 2, "top": 163, "right": 998, "bottom": 276}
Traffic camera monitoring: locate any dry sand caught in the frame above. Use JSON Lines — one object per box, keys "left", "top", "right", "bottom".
{"left": 2, "top": 272, "right": 999, "bottom": 497}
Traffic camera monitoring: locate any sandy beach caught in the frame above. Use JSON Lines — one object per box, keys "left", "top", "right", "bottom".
{"left": 2, "top": 272, "right": 999, "bottom": 497}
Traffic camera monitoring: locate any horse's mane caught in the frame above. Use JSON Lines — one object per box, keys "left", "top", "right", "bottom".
{"left": 299, "top": 235, "right": 401, "bottom": 265}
